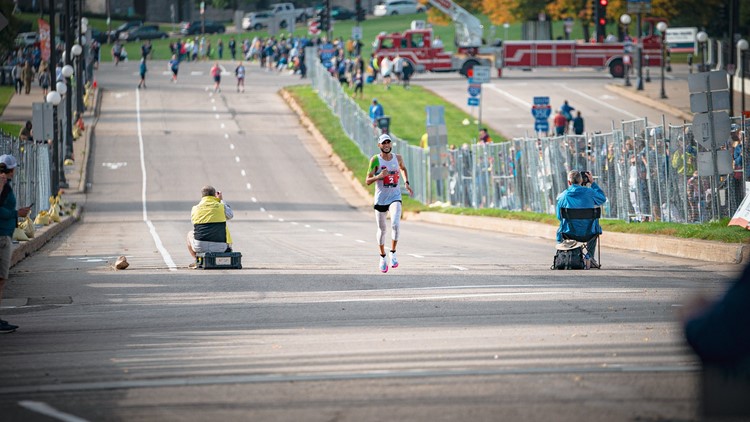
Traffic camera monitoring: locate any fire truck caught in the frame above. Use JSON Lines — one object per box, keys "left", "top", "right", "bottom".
{"left": 371, "top": 0, "right": 664, "bottom": 78}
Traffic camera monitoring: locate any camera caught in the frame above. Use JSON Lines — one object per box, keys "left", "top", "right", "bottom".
{"left": 580, "top": 170, "right": 590, "bottom": 185}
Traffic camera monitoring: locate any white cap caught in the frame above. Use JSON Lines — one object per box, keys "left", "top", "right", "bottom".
{"left": 378, "top": 134, "right": 392, "bottom": 144}
{"left": 0, "top": 154, "right": 17, "bottom": 170}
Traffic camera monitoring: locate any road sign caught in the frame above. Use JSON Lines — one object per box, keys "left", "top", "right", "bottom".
{"left": 688, "top": 70, "right": 729, "bottom": 93}
{"left": 351, "top": 26, "right": 362, "bottom": 40}
{"left": 32, "top": 102, "right": 55, "bottom": 141}
{"left": 467, "top": 84, "right": 481, "bottom": 97}
{"left": 531, "top": 96, "right": 552, "bottom": 119}
{"left": 308, "top": 19, "right": 320, "bottom": 35}
{"left": 468, "top": 97, "right": 480, "bottom": 107}
{"left": 534, "top": 121, "right": 549, "bottom": 133}
{"left": 690, "top": 91, "right": 730, "bottom": 114}
{"left": 692, "top": 111, "right": 731, "bottom": 149}
{"left": 471, "top": 65, "right": 491, "bottom": 84}
{"left": 627, "top": 0, "right": 652, "bottom": 14}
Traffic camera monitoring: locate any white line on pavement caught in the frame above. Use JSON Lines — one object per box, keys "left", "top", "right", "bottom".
{"left": 136, "top": 89, "right": 176, "bottom": 271}
{"left": 554, "top": 83, "right": 641, "bottom": 120}
{"left": 229, "top": 143, "right": 235, "bottom": 149}
{"left": 450, "top": 265, "right": 468, "bottom": 271}
{"left": 246, "top": 183, "right": 251, "bottom": 190}
{"left": 18, "top": 401, "right": 89, "bottom": 422}
{"left": 408, "top": 253, "right": 424, "bottom": 258}
{"left": 240, "top": 170, "right": 246, "bottom": 176}
{"left": 485, "top": 84, "right": 532, "bottom": 109}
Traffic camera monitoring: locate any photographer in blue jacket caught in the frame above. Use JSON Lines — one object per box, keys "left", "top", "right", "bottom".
{"left": 556, "top": 170, "right": 607, "bottom": 268}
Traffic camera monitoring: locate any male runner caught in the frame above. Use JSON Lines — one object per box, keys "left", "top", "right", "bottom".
{"left": 365, "top": 134, "right": 413, "bottom": 273}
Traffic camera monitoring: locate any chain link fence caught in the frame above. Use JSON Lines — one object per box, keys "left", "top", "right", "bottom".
{"left": 0, "top": 131, "right": 52, "bottom": 215}
{"left": 307, "top": 49, "right": 748, "bottom": 222}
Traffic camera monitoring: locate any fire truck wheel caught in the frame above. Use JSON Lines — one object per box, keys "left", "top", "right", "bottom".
{"left": 609, "top": 58, "right": 625, "bottom": 78}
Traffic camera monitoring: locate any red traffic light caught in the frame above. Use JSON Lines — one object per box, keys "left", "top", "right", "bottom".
{"left": 599, "top": 18, "right": 606, "bottom": 26}
{"left": 599, "top": 0, "right": 608, "bottom": 5}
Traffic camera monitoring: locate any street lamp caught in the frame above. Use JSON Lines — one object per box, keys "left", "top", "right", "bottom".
{"left": 71, "top": 44, "right": 83, "bottom": 117}
{"left": 739, "top": 39, "right": 749, "bottom": 116}
{"left": 696, "top": 31, "right": 708, "bottom": 72}
{"left": 46, "top": 90, "right": 62, "bottom": 194}
{"left": 620, "top": 14, "right": 632, "bottom": 87}
{"left": 657, "top": 21, "right": 668, "bottom": 99}
{"left": 61, "top": 64, "right": 74, "bottom": 177}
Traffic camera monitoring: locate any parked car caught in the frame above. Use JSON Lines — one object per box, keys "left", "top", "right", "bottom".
{"left": 330, "top": 6, "right": 356, "bottom": 20}
{"left": 180, "top": 20, "right": 226, "bottom": 35}
{"left": 108, "top": 20, "right": 143, "bottom": 42}
{"left": 373, "top": 0, "right": 426, "bottom": 16}
{"left": 120, "top": 25, "right": 168, "bottom": 42}
{"left": 14, "top": 32, "right": 38, "bottom": 47}
{"left": 90, "top": 28, "right": 109, "bottom": 44}
{"left": 242, "top": 12, "right": 274, "bottom": 31}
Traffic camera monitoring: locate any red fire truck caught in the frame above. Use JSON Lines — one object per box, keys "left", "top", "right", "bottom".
{"left": 371, "top": 0, "right": 664, "bottom": 78}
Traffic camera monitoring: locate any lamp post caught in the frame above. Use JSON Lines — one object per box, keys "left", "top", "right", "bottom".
{"left": 697, "top": 31, "right": 708, "bottom": 72}
{"left": 657, "top": 21, "right": 668, "bottom": 99}
{"left": 71, "top": 43, "right": 83, "bottom": 119}
{"left": 739, "top": 39, "right": 749, "bottom": 117}
{"left": 636, "top": 12, "right": 644, "bottom": 90}
{"left": 61, "top": 64, "right": 73, "bottom": 187}
{"left": 46, "top": 90, "right": 62, "bottom": 194}
{"left": 620, "top": 14, "right": 632, "bottom": 87}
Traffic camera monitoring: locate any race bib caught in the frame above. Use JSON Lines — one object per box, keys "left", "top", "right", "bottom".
{"left": 383, "top": 170, "right": 399, "bottom": 187}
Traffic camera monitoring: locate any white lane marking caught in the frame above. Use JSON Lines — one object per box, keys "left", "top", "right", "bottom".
{"left": 555, "top": 83, "right": 641, "bottom": 120}
{"left": 334, "top": 233, "right": 343, "bottom": 237}
{"left": 485, "top": 84, "right": 532, "bottom": 109}
{"left": 215, "top": 114, "right": 220, "bottom": 119}
{"left": 246, "top": 183, "right": 251, "bottom": 190}
{"left": 102, "top": 162, "right": 127, "bottom": 169}
{"left": 355, "top": 239, "right": 366, "bottom": 243}
{"left": 235, "top": 156, "right": 240, "bottom": 163}
{"left": 268, "top": 214, "right": 274, "bottom": 219}
{"left": 220, "top": 123, "right": 225, "bottom": 128}
{"left": 19, "top": 400, "right": 90, "bottom": 422}
{"left": 318, "top": 228, "right": 326, "bottom": 232}
{"left": 136, "top": 88, "right": 176, "bottom": 271}
{"left": 304, "top": 224, "right": 311, "bottom": 228}
{"left": 291, "top": 222, "right": 299, "bottom": 225}
{"left": 251, "top": 197, "right": 257, "bottom": 202}
{"left": 192, "top": 71, "right": 203, "bottom": 76}
{"left": 224, "top": 133, "right": 229, "bottom": 139}
{"left": 450, "top": 265, "right": 468, "bottom": 271}
{"left": 332, "top": 291, "right": 571, "bottom": 303}
{"left": 212, "top": 106, "right": 217, "bottom": 111}
{"left": 260, "top": 207, "right": 266, "bottom": 212}
{"left": 229, "top": 143, "right": 235, "bottom": 150}
{"left": 240, "top": 170, "right": 246, "bottom": 176}
{"left": 408, "top": 253, "right": 424, "bottom": 258}
{"left": 278, "top": 218, "right": 285, "bottom": 222}
{"left": 211, "top": 98, "right": 215, "bottom": 103}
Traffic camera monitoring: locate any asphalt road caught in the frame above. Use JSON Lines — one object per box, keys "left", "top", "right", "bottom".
{"left": 0, "top": 61, "right": 741, "bottom": 421}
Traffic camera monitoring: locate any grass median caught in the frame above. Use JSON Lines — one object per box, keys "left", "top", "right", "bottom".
{"left": 0, "top": 86, "right": 22, "bottom": 135}
{"left": 285, "top": 83, "right": 750, "bottom": 244}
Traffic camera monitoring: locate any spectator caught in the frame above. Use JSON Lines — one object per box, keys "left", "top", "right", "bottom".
{"left": 369, "top": 98, "right": 384, "bottom": 127}
{"left": 11, "top": 61, "right": 23, "bottom": 94}
{"left": 18, "top": 121, "right": 33, "bottom": 142}
{"left": 478, "top": 127, "right": 492, "bottom": 144}
{"left": 0, "top": 155, "right": 33, "bottom": 333}
{"left": 22, "top": 61, "right": 33, "bottom": 95}
{"left": 38, "top": 62, "right": 50, "bottom": 98}
{"left": 553, "top": 109, "right": 567, "bottom": 136}
{"left": 572, "top": 111, "right": 584, "bottom": 135}
{"left": 137, "top": 58, "right": 147, "bottom": 89}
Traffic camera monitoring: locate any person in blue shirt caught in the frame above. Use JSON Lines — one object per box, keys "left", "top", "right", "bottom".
{"left": 137, "top": 58, "right": 147, "bottom": 89}
{"left": 561, "top": 100, "right": 575, "bottom": 123}
{"left": 369, "top": 98, "right": 383, "bottom": 127}
{"left": 556, "top": 170, "right": 607, "bottom": 268}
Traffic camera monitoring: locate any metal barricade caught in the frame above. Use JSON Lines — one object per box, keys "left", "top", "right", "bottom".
{"left": 0, "top": 131, "right": 52, "bottom": 216}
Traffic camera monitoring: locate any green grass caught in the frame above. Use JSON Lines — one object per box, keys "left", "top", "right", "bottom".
{"left": 286, "top": 83, "right": 750, "bottom": 244}
{"left": 0, "top": 87, "right": 21, "bottom": 135}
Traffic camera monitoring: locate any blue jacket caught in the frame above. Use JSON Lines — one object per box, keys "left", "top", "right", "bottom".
{"left": 369, "top": 103, "right": 383, "bottom": 123}
{"left": 556, "top": 182, "right": 606, "bottom": 242}
{"left": 0, "top": 183, "right": 18, "bottom": 237}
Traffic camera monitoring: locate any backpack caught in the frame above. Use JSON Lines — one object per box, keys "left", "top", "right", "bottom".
{"left": 551, "top": 247, "right": 586, "bottom": 270}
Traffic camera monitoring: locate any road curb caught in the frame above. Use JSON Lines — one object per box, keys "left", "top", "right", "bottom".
{"left": 408, "top": 211, "right": 749, "bottom": 264}
{"left": 606, "top": 83, "right": 694, "bottom": 122}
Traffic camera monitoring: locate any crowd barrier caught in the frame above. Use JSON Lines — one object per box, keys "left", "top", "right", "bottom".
{"left": 308, "top": 48, "right": 747, "bottom": 223}
{"left": 0, "top": 131, "right": 52, "bottom": 214}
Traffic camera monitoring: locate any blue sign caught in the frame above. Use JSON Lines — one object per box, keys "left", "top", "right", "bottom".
{"left": 534, "top": 121, "right": 549, "bottom": 133}
{"left": 468, "top": 84, "right": 481, "bottom": 97}
{"left": 319, "top": 43, "right": 335, "bottom": 69}
{"left": 468, "top": 97, "right": 480, "bottom": 107}
{"left": 531, "top": 96, "right": 552, "bottom": 119}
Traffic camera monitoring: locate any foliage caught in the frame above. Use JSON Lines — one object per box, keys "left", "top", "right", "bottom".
{"left": 0, "top": 2, "right": 22, "bottom": 54}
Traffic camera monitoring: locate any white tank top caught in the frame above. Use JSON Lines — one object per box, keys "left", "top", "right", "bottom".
{"left": 373, "top": 154, "right": 402, "bottom": 206}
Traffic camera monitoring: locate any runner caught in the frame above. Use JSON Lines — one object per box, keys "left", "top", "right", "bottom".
{"left": 235, "top": 61, "right": 246, "bottom": 93}
{"left": 168, "top": 54, "right": 179, "bottom": 83}
{"left": 365, "top": 133, "right": 413, "bottom": 273}
{"left": 210, "top": 61, "right": 222, "bottom": 93}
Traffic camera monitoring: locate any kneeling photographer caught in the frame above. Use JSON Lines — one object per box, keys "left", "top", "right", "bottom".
{"left": 555, "top": 170, "right": 607, "bottom": 268}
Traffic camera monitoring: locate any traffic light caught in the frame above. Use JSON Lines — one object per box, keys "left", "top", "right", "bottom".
{"left": 319, "top": 6, "right": 329, "bottom": 32}
{"left": 594, "top": 0, "right": 608, "bottom": 42}
{"left": 356, "top": 0, "right": 365, "bottom": 22}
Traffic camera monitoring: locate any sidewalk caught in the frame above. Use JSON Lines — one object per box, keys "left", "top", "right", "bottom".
{"left": 606, "top": 63, "right": 750, "bottom": 122}
{"left": 2, "top": 82, "right": 96, "bottom": 267}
